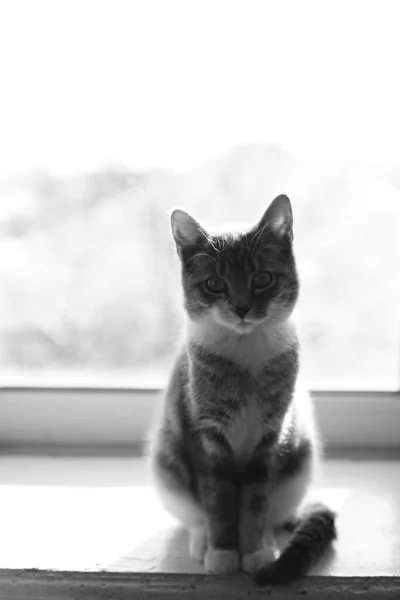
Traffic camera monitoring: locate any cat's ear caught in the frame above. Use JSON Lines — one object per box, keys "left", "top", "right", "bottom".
{"left": 258, "top": 194, "right": 293, "bottom": 242}
{"left": 171, "top": 209, "right": 206, "bottom": 247}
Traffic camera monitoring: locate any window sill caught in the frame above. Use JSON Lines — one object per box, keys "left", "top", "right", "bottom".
{"left": 0, "top": 453, "right": 400, "bottom": 598}
{"left": 1, "top": 571, "right": 400, "bottom": 600}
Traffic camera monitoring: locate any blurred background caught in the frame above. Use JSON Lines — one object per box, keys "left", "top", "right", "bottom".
{"left": 0, "top": 0, "right": 399, "bottom": 388}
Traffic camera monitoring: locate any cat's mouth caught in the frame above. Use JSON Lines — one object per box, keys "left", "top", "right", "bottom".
{"left": 211, "top": 306, "right": 260, "bottom": 334}
{"left": 230, "top": 318, "right": 259, "bottom": 335}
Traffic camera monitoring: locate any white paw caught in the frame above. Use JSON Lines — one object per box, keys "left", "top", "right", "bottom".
{"left": 204, "top": 548, "right": 240, "bottom": 574}
{"left": 241, "top": 547, "right": 276, "bottom": 574}
{"left": 189, "top": 527, "right": 207, "bottom": 562}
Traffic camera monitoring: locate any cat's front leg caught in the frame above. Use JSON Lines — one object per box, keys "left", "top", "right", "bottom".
{"left": 199, "top": 465, "right": 240, "bottom": 575}
{"left": 239, "top": 458, "right": 276, "bottom": 573}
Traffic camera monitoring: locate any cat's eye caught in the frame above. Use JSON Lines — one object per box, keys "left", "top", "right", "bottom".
{"left": 252, "top": 271, "right": 274, "bottom": 290}
{"left": 205, "top": 276, "right": 227, "bottom": 293}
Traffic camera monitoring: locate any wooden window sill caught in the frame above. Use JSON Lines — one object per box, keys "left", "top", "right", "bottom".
{"left": 0, "top": 453, "right": 399, "bottom": 598}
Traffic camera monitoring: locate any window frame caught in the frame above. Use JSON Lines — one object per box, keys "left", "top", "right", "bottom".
{"left": 1, "top": 384, "right": 399, "bottom": 453}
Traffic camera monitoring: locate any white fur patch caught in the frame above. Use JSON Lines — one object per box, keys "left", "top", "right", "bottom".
{"left": 242, "top": 547, "right": 276, "bottom": 574}
{"left": 187, "top": 313, "right": 297, "bottom": 373}
{"left": 204, "top": 548, "right": 240, "bottom": 574}
{"left": 225, "top": 403, "right": 263, "bottom": 463}
{"left": 150, "top": 461, "right": 205, "bottom": 527}
{"left": 189, "top": 525, "right": 208, "bottom": 562}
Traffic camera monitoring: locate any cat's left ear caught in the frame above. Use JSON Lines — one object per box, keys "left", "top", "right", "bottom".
{"left": 258, "top": 194, "right": 293, "bottom": 242}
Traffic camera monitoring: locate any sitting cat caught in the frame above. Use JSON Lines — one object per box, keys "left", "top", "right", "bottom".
{"left": 149, "top": 194, "right": 336, "bottom": 584}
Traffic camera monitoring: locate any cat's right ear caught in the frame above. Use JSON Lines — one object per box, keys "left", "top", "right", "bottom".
{"left": 258, "top": 194, "right": 293, "bottom": 242}
{"left": 171, "top": 209, "right": 206, "bottom": 248}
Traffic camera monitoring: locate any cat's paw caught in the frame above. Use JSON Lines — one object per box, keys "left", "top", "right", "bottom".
{"left": 241, "top": 547, "right": 276, "bottom": 574}
{"left": 204, "top": 548, "right": 240, "bottom": 574}
{"left": 189, "top": 527, "right": 207, "bottom": 562}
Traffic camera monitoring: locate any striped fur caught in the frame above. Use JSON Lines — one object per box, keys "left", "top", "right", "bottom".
{"left": 254, "top": 504, "right": 337, "bottom": 585}
{"left": 149, "top": 195, "right": 336, "bottom": 583}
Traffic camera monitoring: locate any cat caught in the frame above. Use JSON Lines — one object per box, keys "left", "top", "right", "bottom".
{"left": 149, "top": 194, "right": 336, "bottom": 585}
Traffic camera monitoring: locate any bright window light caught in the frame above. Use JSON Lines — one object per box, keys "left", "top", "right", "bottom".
{"left": 0, "top": 0, "right": 399, "bottom": 387}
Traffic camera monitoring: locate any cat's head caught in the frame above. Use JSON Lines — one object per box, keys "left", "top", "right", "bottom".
{"left": 171, "top": 194, "right": 299, "bottom": 334}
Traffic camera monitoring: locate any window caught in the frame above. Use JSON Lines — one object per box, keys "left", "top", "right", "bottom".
{"left": 0, "top": 1, "right": 399, "bottom": 391}
{"left": 1, "top": 3, "right": 400, "bottom": 592}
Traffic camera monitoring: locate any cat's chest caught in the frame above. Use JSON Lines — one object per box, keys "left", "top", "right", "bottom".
{"left": 224, "top": 401, "right": 264, "bottom": 463}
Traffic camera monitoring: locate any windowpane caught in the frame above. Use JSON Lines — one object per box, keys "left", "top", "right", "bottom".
{"left": 0, "top": 1, "right": 399, "bottom": 387}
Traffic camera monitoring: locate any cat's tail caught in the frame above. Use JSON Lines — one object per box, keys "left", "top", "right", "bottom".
{"left": 254, "top": 503, "right": 337, "bottom": 586}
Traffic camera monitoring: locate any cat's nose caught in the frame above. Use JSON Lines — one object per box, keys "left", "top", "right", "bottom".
{"left": 234, "top": 305, "right": 250, "bottom": 319}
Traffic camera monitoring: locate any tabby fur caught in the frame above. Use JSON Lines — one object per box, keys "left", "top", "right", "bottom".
{"left": 149, "top": 194, "right": 336, "bottom": 584}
